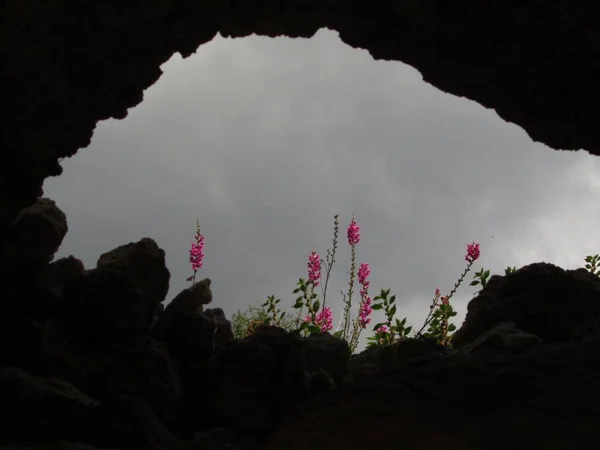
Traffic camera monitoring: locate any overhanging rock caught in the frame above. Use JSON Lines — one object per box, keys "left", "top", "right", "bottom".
{"left": 2, "top": 1, "right": 600, "bottom": 226}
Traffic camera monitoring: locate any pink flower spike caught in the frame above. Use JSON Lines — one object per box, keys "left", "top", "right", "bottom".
{"left": 307, "top": 249, "right": 322, "bottom": 286}
{"left": 435, "top": 287, "right": 441, "bottom": 298}
{"left": 358, "top": 263, "right": 370, "bottom": 286}
{"left": 465, "top": 242, "right": 480, "bottom": 263}
{"left": 359, "top": 296, "right": 373, "bottom": 328}
{"left": 189, "top": 237, "right": 205, "bottom": 272}
{"left": 314, "top": 306, "right": 333, "bottom": 332}
{"left": 347, "top": 217, "right": 361, "bottom": 246}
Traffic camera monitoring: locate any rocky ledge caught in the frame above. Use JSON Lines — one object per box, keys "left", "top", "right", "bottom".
{"left": 0, "top": 198, "right": 599, "bottom": 449}
{"left": 2, "top": 1, "right": 600, "bottom": 229}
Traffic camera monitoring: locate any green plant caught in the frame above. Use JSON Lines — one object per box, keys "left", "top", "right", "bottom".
{"left": 231, "top": 299, "right": 302, "bottom": 339}
{"left": 231, "top": 302, "right": 270, "bottom": 339}
{"left": 585, "top": 254, "right": 600, "bottom": 275}
{"left": 366, "top": 288, "right": 412, "bottom": 348}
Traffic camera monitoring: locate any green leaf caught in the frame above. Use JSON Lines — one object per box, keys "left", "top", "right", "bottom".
{"left": 312, "top": 300, "right": 320, "bottom": 313}
{"left": 310, "top": 293, "right": 317, "bottom": 299}
{"left": 308, "top": 324, "right": 321, "bottom": 334}
{"left": 469, "top": 280, "right": 480, "bottom": 286}
{"left": 389, "top": 295, "right": 396, "bottom": 303}
{"left": 372, "top": 303, "right": 384, "bottom": 310}
{"left": 372, "top": 322, "right": 385, "bottom": 331}
{"left": 448, "top": 324, "right": 456, "bottom": 332}
{"left": 389, "top": 304, "right": 397, "bottom": 317}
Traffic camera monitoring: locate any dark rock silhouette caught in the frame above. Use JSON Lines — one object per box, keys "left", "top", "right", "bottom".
{"left": 1, "top": 229, "right": 600, "bottom": 449}
{"left": 3, "top": 4, "right": 600, "bottom": 446}
{"left": 451, "top": 262, "right": 600, "bottom": 347}
{"left": 2, "top": 3, "right": 600, "bottom": 230}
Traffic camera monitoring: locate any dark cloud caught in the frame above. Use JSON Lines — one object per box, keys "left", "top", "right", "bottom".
{"left": 44, "top": 29, "right": 600, "bottom": 350}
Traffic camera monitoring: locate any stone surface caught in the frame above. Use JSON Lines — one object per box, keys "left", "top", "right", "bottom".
{"left": 203, "top": 307, "right": 235, "bottom": 350}
{"left": 2, "top": 234, "right": 600, "bottom": 448}
{"left": 458, "top": 320, "right": 543, "bottom": 356}
{"left": 63, "top": 268, "right": 154, "bottom": 337}
{"left": 2, "top": 2, "right": 600, "bottom": 228}
{"left": 186, "top": 326, "right": 308, "bottom": 439}
{"left": 451, "top": 262, "right": 600, "bottom": 347}
{"left": 96, "top": 238, "right": 170, "bottom": 308}
{"left": 92, "top": 335, "right": 182, "bottom": 425}
{"left": 303, "top": 332, "right": 350, "bottom": 385}
{"left": 0, "top": 199, "right": 67, "bottom": 274}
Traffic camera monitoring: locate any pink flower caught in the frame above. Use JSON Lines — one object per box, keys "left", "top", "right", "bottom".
{"left": 357, "top": 262, "right": 372, "bottom": 328}
{"left": 358, "top": 263, "right": 370, "bottom": 286}
{"left": 307, "top": 249, "right": 321, "bottom": 286}
{"left": 189, "top": 234, "right": 205, "bottom": 272}
{"left": 347, "top": 217, "right": 360, "bottom": 246}
{"left": 303, "top": 315, "right": 312, "bottom": 323}
{"left": 435, "top": 286, "right": 441, "bottom": 298}
{"left": 377, "top": 324, "right": 390, "bottom": 334}
{"left": 314, "top": 306, "right": 333, "bottom": 332}
{"left": 358, "top": 296, "right": 373, "bottom": 328}
{"left": 465, "top": 242, "right": 480, "bottom": 263}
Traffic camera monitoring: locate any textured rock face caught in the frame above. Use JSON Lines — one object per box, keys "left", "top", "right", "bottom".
{"left": 451, "top": 262, "right": 600, "bottom": 347}
{"left": 2, "top": 236, "right": 600, "bottom": 449}
{"left": 3, "top": 4, "right": 600, "bottom": 446}
{"left": 2, "top": 1, "right": 600, "bottom": 228}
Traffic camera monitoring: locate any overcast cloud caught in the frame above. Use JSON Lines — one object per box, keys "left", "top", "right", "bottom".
{"left": 43, "top": 29, "right": 600, "bottom": 350}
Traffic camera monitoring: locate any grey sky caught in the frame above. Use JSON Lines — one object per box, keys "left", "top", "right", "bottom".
{"left": 44, "top": 29, "right": 600, "bottom": 350}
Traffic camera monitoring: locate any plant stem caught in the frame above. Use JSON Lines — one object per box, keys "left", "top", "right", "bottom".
{"left": 416, "top": 261, "right": 473, "bottom": 337}
{"left": 343, "top": 244, "right": 357, "bottom": 339}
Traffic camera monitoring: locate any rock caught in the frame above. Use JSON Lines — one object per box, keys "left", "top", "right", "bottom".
{"left": 0, "top": 367, "right": 99, "bottom": 445}
{"left": 459, "top": 321, "right": 543, "bottom": 356}
{"left": 4, "top": 239, "right": 600, "bottom": 449}
{"left": 0, "top": 199, "right": 67, "bottom": 274}
{"left": 152, "top": 280, "right": 213, "bottom": 341}
{"left": 572, "top": 316, "right": 600, "bottom": 341}
{"left": 203, "top": 307, "right": 234, "bottom": 350}
{"left": 345, "top": 337, "right": 451, "bottom": 382}
{"left": 63, "top": 268, "right": 155, "bottom": 337}
{"left": 152, "top": 303, "right": 164, "bottom": 328}
{"left": 0, "top": 313, "right": 66, "bottom": 377}
{"left": 307, "top": 369, "right": 336, "bottom": 395}
{"left": 90, "top": 398, "right": 185, "bottom": 450}
{"left": 452, "top": 262, "right": 600, "bottom": 347}
{"left": 266, "top": 337, "right": 600, "bottom": 450}
{"left": 3, "top": 1, "right": 600, "bottom": 231}
{"left": 92, "top": 336, "right": 182, "bottom": 425}
{"left": 190, "top": 428, "right": 263, "bottom": 450}
{"left": 0, "top": 256, "right": 84, "bottom": 320}
{"left": 47, "top": 256, "right": 86, "bottom": 294}
{"left": 96, "top": 238, "right": 170, "bottom": 307}
{"left": 159, "top": 311, "right": 216, "bottom": 365}
{"left": 186, "top": 326, "right": 308, "bottom": 439}
{"left": 0, "top": 444, "right": 115, "bottom": 450}
{"left": 303, "top": 332, "right": 350, "bottom": 386}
